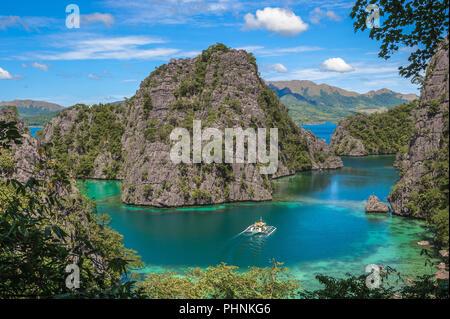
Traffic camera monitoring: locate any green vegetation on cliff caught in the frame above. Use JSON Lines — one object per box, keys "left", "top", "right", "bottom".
{"left": 46, "top": 103, "right": 125, "bottom": 179}
{"left": 270, "top": 82, "right": 416, "bottom": 124}
{"left": 392, "top": 102, "right": 449, "bottom": 247}
{"left": 21, "top": 111, "right": 60, "bottom": 126}
{"left": 258, "top": 86, "right": 312, "bottom": 171}
{"left": 333, "top": 102, "right": 416, "bottom": 155}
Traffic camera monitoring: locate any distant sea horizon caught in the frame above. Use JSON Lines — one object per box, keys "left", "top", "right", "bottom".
{"left": 301, "top": 122, "right": 337, "bottom": 144}
{"left": 30, "top": 127, "right": 43, "bottom": 137}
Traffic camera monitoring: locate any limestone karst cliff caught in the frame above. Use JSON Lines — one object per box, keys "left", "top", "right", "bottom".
{"left": 41, "top": 44, "right": 342, "bottom": 207}
{"left": 329, "top": 102, "right": 417, "bottom": 156}
{"left": 388, "top": 36, "right": 449, "bottom": 245}
{"left": 0, "top": 107, "right": 41, "bottom": 183}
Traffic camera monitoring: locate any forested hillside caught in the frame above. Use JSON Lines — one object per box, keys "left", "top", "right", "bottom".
{"left": 269, "top": 80, "right": 416, "bottom": 124}
{"left": 330, "top": 102, "right": 416, "bottom": 156}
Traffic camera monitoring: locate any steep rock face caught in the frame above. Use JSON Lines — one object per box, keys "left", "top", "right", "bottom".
{"left": 42, "top": 45, "right": 342, "bottom": 207}
{"left": 388, "top": 37, "right": 449, "bottom": 220}
{"left": 0, "top": 108, "right": 41, "bottom": 183}
{"left": 119, "top": 46, "right": 342, "bottom": 207}
{"left": 330, "top": 117, "right": 367, "bottom": 156}
{"left": 40, "top": 104, "right": 126, "bottom": 180}
{"left": 365, "top": 195, "right": 390, "bottom": 213}
{"left": 330, "top": 102, "right": 416, "bottom": 156}
{"left": 302, "top": 128, "right": 344, "bottom": 168}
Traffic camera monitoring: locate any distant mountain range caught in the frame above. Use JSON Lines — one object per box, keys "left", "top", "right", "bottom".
{"left": 268, "top": 80, "right": 418, "bottom": 124}
{"left": 0, "top": 82, "right": 418, "bottom": 126}
{"left": 0, "top": 99, "right": 64, "bottom": 126}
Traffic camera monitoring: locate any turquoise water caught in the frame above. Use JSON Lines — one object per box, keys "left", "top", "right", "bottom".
{"left": 30, "top": 127, "right": 42, "bottom": 137}
{"left": 83, "top": 155, "right": 435, "bottom": 289}
{"left": 302, "top": 122, "right": 337, "bottom": 144}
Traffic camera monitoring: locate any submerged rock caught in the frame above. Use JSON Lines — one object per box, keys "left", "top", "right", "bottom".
{"left": 417, "top": 240, "right": 433, "bottom": 248}
{"left": 365, "top": 195, "right": 390, "bottom": 213}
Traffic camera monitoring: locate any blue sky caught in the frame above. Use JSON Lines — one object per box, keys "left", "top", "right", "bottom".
{"left": 1, "top": 0, "right": 419, "bottom": 107}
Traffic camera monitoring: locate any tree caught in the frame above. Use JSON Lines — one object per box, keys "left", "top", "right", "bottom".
{"left": 0, "top": 119, "right": 143, "bottom": 298}
{"left": 350, "top": 0, "right": 449, "bottom": 83}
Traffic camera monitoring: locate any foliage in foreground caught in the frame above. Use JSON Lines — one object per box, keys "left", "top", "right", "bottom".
{"left": 0, "top": 120, "right": 142, "bottom": 298}
{"left": 136, "top": 260, "right": 449, "bottom": 299}
{"left": 301, "top": 270, "right": 449, "bottom": 299}
{"left": 138, "top": 262, "right": 300, "bottom": 299}
{"left": 351, "top": 0, "right": 449, "bottom": 83}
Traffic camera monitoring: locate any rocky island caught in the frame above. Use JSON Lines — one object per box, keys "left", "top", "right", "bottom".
{"left": 40, "top": 44, "right": 342, "bottom": 208}
{"left": 329, "top": 102, "right": 416, "bottom": 156}
{"left": 365, "top": 195, "right": 390, "bottom": 213}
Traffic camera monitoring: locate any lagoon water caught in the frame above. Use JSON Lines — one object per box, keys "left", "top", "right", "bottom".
{"left": 302, "top": 122, "right": 337, "bottom": 144}
{"left": 83, "top": 154, "right": 434, "bottom": 289}
{"left": 30, "top": 127, "right": 42, "bottom": 137}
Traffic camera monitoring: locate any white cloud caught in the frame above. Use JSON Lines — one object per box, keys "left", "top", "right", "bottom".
{"left": 31, "top": 62, "right": 49, "bottom": 71}
{"left": 122, "top": 79, "right": 138, "bottom": 82}
{"left": 0, "top": 15, "right": 58, "bottom": 32}
{"left": 243, "top": 7, "right": 308, "bottom": 37}
{"left": 309, "top": 8, "right": 341, "bottom": 24}
{"left": 236, "top": 45, "right": 264, "bottom": 52}
{"left": 267, "top": 63, "right": 288, "bottom": 73}
{"left": 266, "top": 63, "right": 401, "bottom": 83}
{"left": 237, "top": 45, "right": 321, "bottom": 56}
{"left": 88, "top": 73, "right": 101, "bottom": 80}
{"left": 81, "top": 13, "right": 115, "bottom": 27}
{"left": 0, "top": 67, "right": 13, "bottom": 79}
{"left": 320, "top": 57, "right": 353, "bottom": 72}
{"left": 24, "top": 36, "right": 180, "bottom": 61}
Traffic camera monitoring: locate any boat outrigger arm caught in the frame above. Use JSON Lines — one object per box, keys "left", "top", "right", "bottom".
{"left": 243, "top": 217, "right": 276, "bottom": 236}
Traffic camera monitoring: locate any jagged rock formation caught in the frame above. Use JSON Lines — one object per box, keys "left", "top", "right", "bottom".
{"left": 365, "top": 195, "right": 390, "bottom": 213}
{"left": 330, "top": 102, "right": 416, "bottom": 156}
{"left": 302, "top": 128, "right": 343, "bottom": 169}
{"left": 41, "top": 44, "right": 342, "bottom": 207}
{"left": 388, "top": 36, "right": 449, "bottom": 225}
{"left": 40, "top": 103, "right": 126, "bottom": 180}
{"left": 0, "top": 108, "right": 41, "bottom": 183}
{"left": 330, "top": 117, "right": 367, "bottom": 156}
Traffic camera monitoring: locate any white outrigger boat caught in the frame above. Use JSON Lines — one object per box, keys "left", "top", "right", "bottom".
{"left": 243, "top": 217, "right": 276, "bottom": 236}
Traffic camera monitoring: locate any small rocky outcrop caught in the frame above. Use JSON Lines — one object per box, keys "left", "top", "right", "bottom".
{"left": 365, "top": 195, "right": 390, "bottom": 213}
{"left": 41, "top": 44, "right": 343, "bottom": 208}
